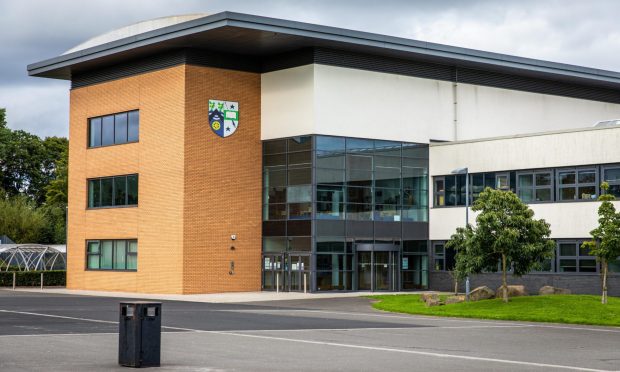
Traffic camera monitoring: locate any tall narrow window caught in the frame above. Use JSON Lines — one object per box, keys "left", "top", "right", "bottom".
{"left": 88, "top": 179, "right": 101, "bottom": 208}
{"left": 114, "top": 112, "right": 128, "bottom": 144}
{"left": 127, "top": 175, "right": 139, "bottom": 205}
{"left": 89, "top": 118, "right": 102, "bottom": 147}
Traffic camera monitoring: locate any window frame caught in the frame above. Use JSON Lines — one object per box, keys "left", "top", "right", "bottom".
{"left": 85, "top": 239, "right": 137, "bottom": 271}
{"left": 87, "top": 174, "right": 139, "bottom": 209}
{"left": 434, "top": 176, "right": 446, "bottom": 207}
{"left": 555, "top": 166, "right": 599, "bottom": 202}
{"left": 88, "top": 110, "right": 139, "bottom": 149}
{"left": 516, "top": 169, "right": 553, "bottom": 203}
{"left": 556, "top": 240, "right": 598, "bottom": 274}
{"left": 601, "top": 164, "right": 620, "bottom": 198}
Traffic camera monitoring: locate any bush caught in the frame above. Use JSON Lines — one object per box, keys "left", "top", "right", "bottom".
{"left": 0, "top": 270, "right": 66, "bottom": 286}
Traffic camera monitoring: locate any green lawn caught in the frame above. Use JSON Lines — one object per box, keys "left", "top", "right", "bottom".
{"left": 368, "top": 294, "right": 620, "bottom": 327}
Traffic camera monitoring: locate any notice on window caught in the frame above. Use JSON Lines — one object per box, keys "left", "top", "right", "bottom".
{"left": 264, "top": 257, "right": 271, "bottom": 270}
{"left": 402, "top": 257, "right": 409, "bottom": 270}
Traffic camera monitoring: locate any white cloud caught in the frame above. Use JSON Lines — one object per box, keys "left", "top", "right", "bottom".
{"left": 0, "top": 82, "right": 69, "bottom": 138}
{"left": 2, "top": 0, "right": 620, "bottom": 137}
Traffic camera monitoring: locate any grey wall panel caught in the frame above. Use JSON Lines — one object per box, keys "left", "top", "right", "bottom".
{"left": 373, "top": 222, "right": 402, "bottom": 239}
{"left": 345, "top": 221, "right": 373, "bottom": 239}
{"left": 402, "top": 222, "right": 429, "bottom": 240}
{"left": 429, "top": 271, "right": 620, "bottom": 296}
{"left": 315, "top": 220, "right": 345, "bottom": 237}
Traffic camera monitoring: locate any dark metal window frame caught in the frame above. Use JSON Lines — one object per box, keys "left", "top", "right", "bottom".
{"left": 85, "top": 239, "right": 138, "bottom": 271}
{"left": 556, "top": 240, "right": 598, "bottom": 274}
{"left": 555, "top": 166, "right": 598, "bottom": 202}
{"left": 87, "top": 174, "right": 139, "bottom": 209}
{"left": 601, "top": 164, "right": 620, "bottom": 197}
{"left": 515, "top": 169, "right": 554, "bottom": 204}
{"left": 433, "top": 163, "right": 620, "bottom": 207}
{"left": 87, "top": 110, "right": 139, "bottom": 149}
{"left": 432, "top": 241, "right": 446, "bottom": 271}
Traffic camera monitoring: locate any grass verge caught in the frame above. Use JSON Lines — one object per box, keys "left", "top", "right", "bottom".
{"left": 368, "top": 294, "right": 620, "bottom": 327}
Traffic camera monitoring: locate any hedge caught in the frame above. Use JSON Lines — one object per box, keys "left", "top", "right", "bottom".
{"left": 0, "top": 270, "right": 66, "bottom": 287}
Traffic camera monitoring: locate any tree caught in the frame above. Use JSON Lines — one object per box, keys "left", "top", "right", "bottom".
{"left": 447, "top": 187, "right": 555, "bottom": 303}
{"left": 445, "top": 226, "right": 473, "bottom": 293}
{"left": 581, "top": 183, "right": 620, "bottom": 304}
{"left": 0, "top": 194, "right": 47, "bottom": 243}
{"left": 0, "top": 108, "right": 68, "bottom": 205}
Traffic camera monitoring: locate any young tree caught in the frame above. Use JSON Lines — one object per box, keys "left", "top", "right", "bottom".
{"left": 581, "top": 183, "right": 620, "bottom": 304}
{"left": 446, "top": 225, "right": 474, "bottom": 294}
{"left": 447, "top": 187, "right": 555, "bottom": 303}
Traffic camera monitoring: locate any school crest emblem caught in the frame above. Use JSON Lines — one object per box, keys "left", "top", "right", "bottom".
{"left": 208, "top": 100, "right": 239, "bottom": 138}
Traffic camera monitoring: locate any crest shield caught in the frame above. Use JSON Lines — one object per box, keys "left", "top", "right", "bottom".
{"left": 208, "top": 100, "right": 239, "bottom": 138}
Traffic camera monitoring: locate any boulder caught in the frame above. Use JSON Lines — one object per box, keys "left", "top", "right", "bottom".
{"left": 445, "top": 295, "right": 465, "bottom": 304}
{"left": 496, "top": 285, "right": 528, "bottom": 298}
{"left": 539, "top": 285, "right": 572, "bottom": 295}
{"left": 425, "top": 297, "right": 443, "bottom": 307}
{"left": 469, "top": 286, "right": 495, "bottom": 301}
{"left": 420, "top": 292, "right": 440, "bottom": 303}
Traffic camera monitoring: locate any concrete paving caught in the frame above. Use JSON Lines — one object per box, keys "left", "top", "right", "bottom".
{"left": 0, "top": 289, "right": 619, "bottom": 371}
{"left": 10, "top": 287, "right": 406, "bottom": 303}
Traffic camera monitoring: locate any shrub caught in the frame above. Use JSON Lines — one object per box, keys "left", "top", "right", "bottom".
{"left": 0, "top": 270, "right": 66, "bottom": 286}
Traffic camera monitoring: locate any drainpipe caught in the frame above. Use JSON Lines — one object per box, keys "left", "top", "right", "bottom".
{"left": 453, "top": 68, "right": 459, "bottom": 141}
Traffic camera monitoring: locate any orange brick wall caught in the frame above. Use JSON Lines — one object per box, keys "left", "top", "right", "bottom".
{"left": 67, "top": 64, "right": 262, "bottom": 294}
{"left": 183, "top": 65, "right": 262, "bottom": 293}
{"left": 68, "top": 66, "right": 186, "bottom": 294}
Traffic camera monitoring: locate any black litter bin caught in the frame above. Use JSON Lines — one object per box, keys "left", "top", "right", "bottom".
{"left": 119, "top": 301, "right": 162, "bottom": 368}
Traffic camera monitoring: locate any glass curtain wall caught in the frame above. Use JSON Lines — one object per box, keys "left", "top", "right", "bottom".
{"left": 263, "top": 135, "right": 429, "bottom": 292}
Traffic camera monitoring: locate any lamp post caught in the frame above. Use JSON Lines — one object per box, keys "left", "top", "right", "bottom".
{"left": 451, "top": 167, "right": 470, "bottom": 301}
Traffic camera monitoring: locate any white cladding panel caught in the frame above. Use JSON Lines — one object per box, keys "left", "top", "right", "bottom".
{"left": 261, "top": 65, "right": 315, "bottom": 140}
{"left": 261, "top": 64, "right": 620, "bottom": 143}
{"left": 456, "top": 84, "right": 620, "bottom": 140}
{"left": 429, "top": 127, "right": 620, "bottom": 176}
{"left": 313, "top": 64, "right": 455, "bottom": 143}
{"left": 430, "top": 201, "right": 620, "bottom": 240}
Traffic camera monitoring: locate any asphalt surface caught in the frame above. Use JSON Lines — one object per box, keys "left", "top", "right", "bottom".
{"left": 0, "top": 290, "right": 619, "bottom": 371}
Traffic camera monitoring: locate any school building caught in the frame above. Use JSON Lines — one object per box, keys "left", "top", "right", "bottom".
{"left": 28, "top": 12, "right": 620, "bottom": 294}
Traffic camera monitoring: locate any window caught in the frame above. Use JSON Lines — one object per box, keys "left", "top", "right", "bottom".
{"left": 433, "top": 242, "right": 445, "bottom": 271}
{"left": 557, "top": 168, "right": 598, "bottom": 201}
{"left": 402, "top": 241, "right": 429, "bottom": 289}
{"left": 434, "top": 177, "right": 445, "bottom": 206}
{"left": 88, "top": 110, "right": 139, "bottom": 148}
{"left": 432, "top": 241, "right": 455, "bottom": 271}
{"left": 88, "top": 175, "right": 138, "bottom": 208}
{"left": 495, "top": 173, "right": 510, "bottom": 191}
{"left": 86, "top": 239, "right": 137, "bottom": 270}
{"left": 557, "top": 241, "right": 597, "bottom": 273}
{"left": 517, "top": 170, "right": 553, "bottom": 202}
{"left": 602, "top": 165, "right": 620, "bottom": 198}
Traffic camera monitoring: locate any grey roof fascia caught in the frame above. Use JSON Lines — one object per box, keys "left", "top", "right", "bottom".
{"left": 227, "top": 14, "right": 620, "bottom": 85}
{"left": 27, "top": 11, "right": 620, "bottom": 86}
{"left": 27, "top": 12, "right": 233, "bottom": 76}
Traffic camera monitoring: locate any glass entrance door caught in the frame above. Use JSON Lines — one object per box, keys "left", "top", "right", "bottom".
{"left": 357, "top": 252, "right": 373, "bottom": 290}
{"left": 263, "top": 254, "right": 285, "bottom": 291}
{"left": 288, "top": 254, "right": 311, "bottom": 292}
{"left": 374, "top": 251, "right": 392, "bottom": 290}
{"left": 356, "top": 250, "right": 398, "bottom": 291}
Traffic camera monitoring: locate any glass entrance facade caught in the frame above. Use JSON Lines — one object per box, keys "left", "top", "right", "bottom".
{"left": 262, "top": 135, "right": 429, "bottom": 291}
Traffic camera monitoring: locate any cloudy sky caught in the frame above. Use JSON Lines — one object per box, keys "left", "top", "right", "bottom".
{"left": 2, "top": 0, "right": 620, "bottom": 138}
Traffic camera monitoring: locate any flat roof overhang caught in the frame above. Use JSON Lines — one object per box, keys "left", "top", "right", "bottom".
{"left": 27, "top": 12, "right": 620, "bottom": 90}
